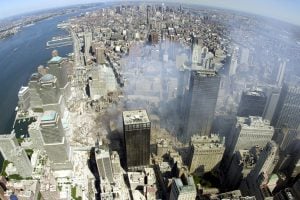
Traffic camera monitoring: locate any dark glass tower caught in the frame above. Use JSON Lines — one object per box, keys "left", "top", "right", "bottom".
{"left": 271, "top": 84, "right": 300, "bottom": 130}
{"left": 123, "top": 110, "right": 151, "bottom": 169}
{"left": 237, "top": 88, "right": 267, "bottom": 117}
{"left": 183, "top": 69, "right": 220, "bottom": 139}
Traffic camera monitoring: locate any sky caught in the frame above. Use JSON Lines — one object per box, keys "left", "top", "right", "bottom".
{"left": 0, "top": 0, "right": 300, "bottom": 25}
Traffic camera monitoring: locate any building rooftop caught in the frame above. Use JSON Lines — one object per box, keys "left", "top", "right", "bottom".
{"left": 173, "top": 176, "right": 196, "bottom": 193}
{"left": 48, "top": 56, "right": 63, "bottom": 63}
{"left": 237, "top": 116, "right": 274, "bottom": 130}
{"left": 18, "top": 86, "right": 29, "bottom": 95}
{"left": 40, "top": 74, "right": 55, "bottom": 83}
{"left": 123, "top": 110, "right": 150, "bottom": 125}
{"left": 194, "top": 69, "right": 217, "bottom": 77}
{"left": 41, "top": 111, "right": 57, "bottom": 123}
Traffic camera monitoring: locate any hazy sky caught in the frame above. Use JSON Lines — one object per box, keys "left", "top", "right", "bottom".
{"left": 0, "top": 0, "right": 300, "bottom": 25}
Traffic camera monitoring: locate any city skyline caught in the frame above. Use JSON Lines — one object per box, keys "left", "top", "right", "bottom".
{"left": 0, "top": 0, "right": 300, "bottom": 26}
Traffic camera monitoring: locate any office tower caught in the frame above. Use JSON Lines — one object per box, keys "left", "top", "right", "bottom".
{"left": 37, "top": 65, "right": 47, "bottom": 75}
{"left": 28, "top": 73, "right": 43, "bottom": 111}
{"left": 229, "top": 55, "right": 238, "bottom": 77}
{"left": 40, "top": 110, "right": 70, "bottom": 170}
{"left": 123, "top": 110, "right": 151, "bottom": 169}
{"left": 271, "top": 83, "right": 300, "bottom": 130}
{"left": 229, "top": 116, "right": 274, "bottom": 155}
{"left": 84, "top": 32, "right": 92, "bottom": 56}
{"left": 39, "top": 74, "right": 60, "bottom": 104}
{"left": 111, "top": 151, "right": 122, "bottom": 177}
{"left": 47, "top": 51, "right": 70, "bottom": 99}
{"left": 0, "top": 133, "right": 32, "bottom": 177}
{"left": 28, "top": 121, "right": 44, "bottom": 150}
{"left": 240, "top": 48, "right": 249, "bottom": 65}
{"left": 17, "top": 86, "right": 30, "bottom": 111}
{"left": 263, "top": 87, "right": 281, "bottom": 121}
{"left": 149, "top": 31, "right": 159, "bottom": 45}
{"left": 241, "top": 141, "right": 278, "bottom": 199}
{"left": 95, "top": 47, "right": 105, "bottom": 64}
{"left": 228, "top": 46, "right": 239, "bottom": 76}
{"left": 276, "top": 60, "right": 286, "bottom": 86}
{"left": 224, "top": 149, "right": 256, "bottom": 189}
{"left": 249, "top": 141, "right": 278, "bottom": 185}
{"left": 169, "top": 174, "right": 196, "bottom": 200}
{"left": 188, "top": 134, "right": 225, "bottom": 175}
{"left": 95, "top": 148, "right": 114, "bottom": 183}
{"left": 237, "top": 88, "right": 267, "bottom": 117}
{"left": 191, "top": 44, "right": 202, "bottom": 65}
{"left": 276, "top": 126, "right": 299, "bottom": 152}
{"left": 182, "top": 69, "right": 220, "bottom": 139}
{"left": 38, "top": 74, "right": 65, "bottom": 117}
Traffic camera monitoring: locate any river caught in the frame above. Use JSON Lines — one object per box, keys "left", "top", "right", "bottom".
{"left": 0, "top": 12, "right": 76, "bottom": 170}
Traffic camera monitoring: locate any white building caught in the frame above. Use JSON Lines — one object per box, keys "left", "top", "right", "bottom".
{"left": 189, "top": 134, "right": 225, "bottom": 174}
{"left": 229, "top": 116, "right": 274, "bottom": 155}
{"left": 0, "top": 133, "right": 32, "bottom": 178}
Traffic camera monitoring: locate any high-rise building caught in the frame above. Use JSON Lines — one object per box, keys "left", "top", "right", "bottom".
{"left": 224, "top": 149, "right": 256, "bottom": 189}
{"left": 84, "top": 32, "right": 92, "bottom": 56}
{"left": 95, "top": 148, "right": 114, "bottom": 183}
{"left": 182, "top": 69, "right": 220, "bottom": 139}
{"left": 240, "top": 141, "right": 278, "bottom": 199}
{"left": 39, "top": 74, "right": 60, "bottom": 105}
{"left": 275, "top": 126, "right": 299, "bottom": 152}
{"left": 276, "top": 60, "right": 286, "bottom": 86}
{"left": 123, "top": 110, "right": 151, "bottom": 169}
{"left": 228, "top": 116, "right": 274, "bottom": 155}
{"left": 0, "top": 133, "right": 32, "bottom": 177}
{"left": 28, "top": 73, "right": 43, "bottom": 111}
{"left": 169, "top": 174, "right": 196, "bottom": 200}
{"left": 240, "top": 48, "right": 249, "bottom": 65}
{"left": 47, "top": 51, "right": 70, "bottom": 99}
{"left": 271, "top": 84, "right": 300, "bottom": 130}
{"left": 38, "top": 74, "right": 65, "bottom": 117}
{"left": 95, "top": 47, "right": 105, "bottom": 64}
{"left": 237, "top": 88, "right": 267, "bottom": 117}
{"left": 188, "top": 134, "right": 225, "bottom": 175}
{"left": 263, "top": 87, "right": 281, "bottom": 122}
{"left": 40, "top": 110, "right": 71, "bottom": 170}
{"left": 18, "top": 86, "right": 30, "bottom": 112}
{"left": 244, "top": 141, "right": 278, "bottom": 199}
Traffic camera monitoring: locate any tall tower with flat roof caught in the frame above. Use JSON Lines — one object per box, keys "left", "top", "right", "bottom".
{"left": 182, "top": 69, "right": 220, "bottom": 139}
{"left": 123, "top": 110, "right": 151, "bottom": 169}
{"left": 0, "top": 133, "right": 32, "bottom": 177}
{"left": 40, "top": 110, "right": 71, "bottom": 170}
{"left": 47, "top": 51, "right": 71, "bottom": 100}
{"left": 271, "top": 83, "right": 300, "bottom": 130}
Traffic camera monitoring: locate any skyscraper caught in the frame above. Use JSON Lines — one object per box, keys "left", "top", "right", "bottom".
{"left": 276, "top": 60, "right": 286, "bottom": 86}
{"left": 95, "top": 148, "right": 114, "bottom": 183}
{"left": 95, "top": 47, "right": 105, "bottom": 64}
{"left": 38, "top": 74, "right": 65, "bottom": 117}
{"left": 0, "top": 133, "right": 32, "bottom": 178}
{"left": 123, "top": 110, "right": 151, "bottom": 169}
{"left": 271, "top": 83, "right": 300, "bottom": 130}
{"left": 47, "top": 51, "right": 71, "bottom": 99}
{"left": 40, "top": 110, "right": 71, "bottom": 170}
{"left": 169, "top": 174, "right": 196, "bottom": 200}
{"left": 188, "top": 134, "right": 225, "bottom": 175}
{"left": 17, "top": 86, "right": 30, "bottom": 112}
{"left": 237, "top": 88, "right": 267, "bottom": 117}
{"left": 228, "top": 116, "right": 274, "bottom": 155}
{"left": 182, "top": 69, "right": 220, "bottom": 139}
{"left": 84, "top": 32, "right": 92, "bottom": 56}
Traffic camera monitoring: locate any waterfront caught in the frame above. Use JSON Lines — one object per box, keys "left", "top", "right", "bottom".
{"left": 0, "top": 13, "right": 75, "bottom": 169}
{"left": 0, "top": 14, "right": 74, "bottom": 134}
